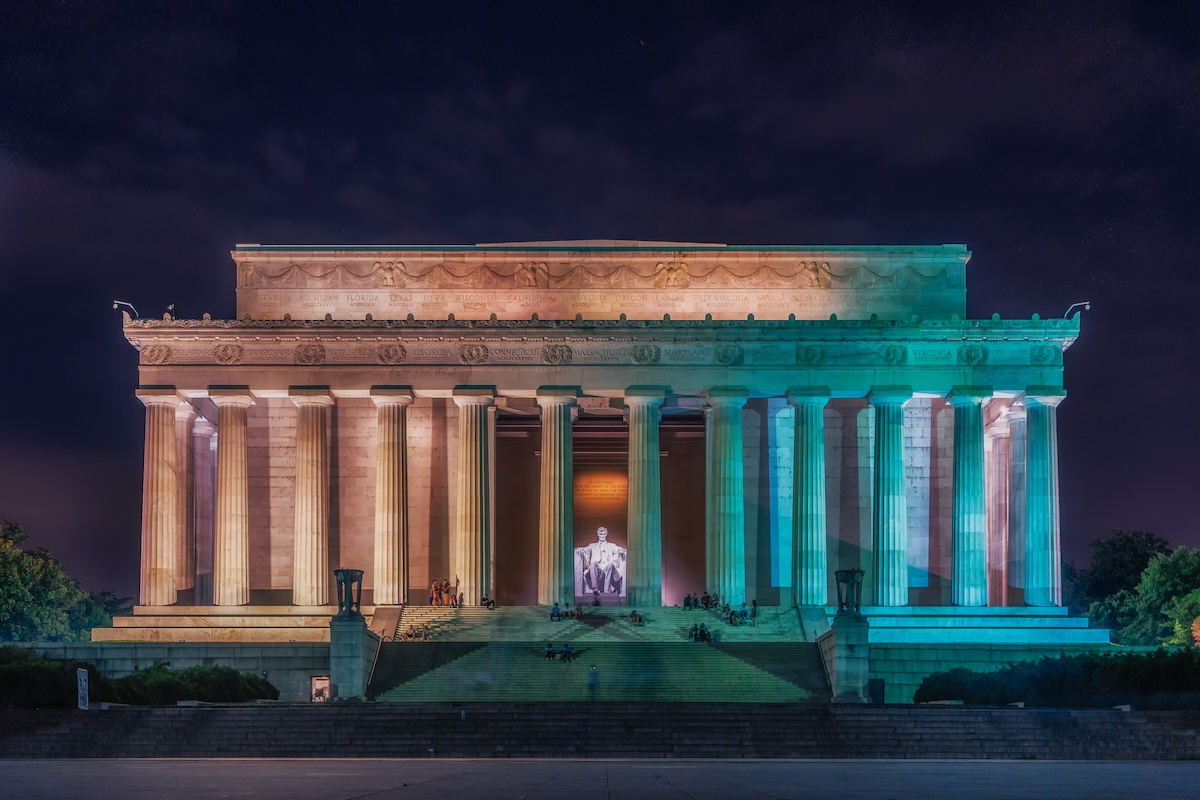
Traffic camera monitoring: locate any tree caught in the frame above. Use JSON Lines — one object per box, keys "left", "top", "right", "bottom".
{"left": 1073, "top": 529, "right": 1170, "bottom": 608}
{"left": 0, "top": 519, "right": 128, "bottom": 642}
{"left": 1098, "top": 548, "right": 1200, "bottom": 646}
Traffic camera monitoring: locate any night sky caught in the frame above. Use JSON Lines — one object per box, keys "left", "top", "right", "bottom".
{"left": 1, "top": 2, "right": 1198, "bottom": 598}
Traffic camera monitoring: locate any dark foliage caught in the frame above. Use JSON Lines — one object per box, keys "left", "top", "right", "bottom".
{"left": 915, "top": 648, "right": 1200, "bottom": 710}
{"left": 0, "top": 646, "right": 277, "bottom": 708}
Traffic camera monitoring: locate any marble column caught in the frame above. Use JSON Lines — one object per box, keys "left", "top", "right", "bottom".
{"left": 1007, "top": 402, "right": 1028, "bottom": 605}
{"left": 174, "top": 402, "right": 197, "bottom": 594}
{"left": 291, "top": 388, "right": 334, "bottom": 606}
{"left": 949, "top": 387, "right": 990, "bottom": 607}
{"left": 453, "top": 389, "right": 495, "bottom": 606}
{"left": 626, "top": 388, "right": 665, "bottom": 608}
{"left": 984, "top": 406, "right": 1010, "bottom": 606}
{"left": 211, "top": 388, "right": 254, "bottom": 606}
{"left": 1024, "top": 389, "right": 1065, "bottom": 607}
{"left": 707, "top": 388, "right": 748, "bottom": 605}
{"left": 870, "top": 387, "right": 912, "bottom": 607}
{"left": 193, "top": 417, "right": 216, "bottom": 605}
{"left": 787, "top": 388, "right": 830, "bottom": 607}
{"left": 371, "top": 388, "right": 414, "bottom": 606}
{"left": 137, "top": 388, "right": 180, "bottom": 606}
{"left": 537, "top": 389, "right": 577, "bottom": 606}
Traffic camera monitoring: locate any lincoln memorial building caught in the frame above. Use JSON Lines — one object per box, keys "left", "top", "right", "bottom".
{"left": 106, "top": 241, "right": 1105, "bottom": 668}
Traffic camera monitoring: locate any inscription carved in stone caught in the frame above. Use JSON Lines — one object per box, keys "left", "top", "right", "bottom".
{"left": 377, "top": 344, "right": 407, "bottom": 365}
{"left": 140, "top": 345, "right": 172, "bottom": 365}
{"left": 214, "top": 344, "right": 244, "bottom": 366}
{"left": 459, "top": 344, "right": 490, "bottom": 365}
{"left": 295, "top": 344, "right": 326, "bottom": 365}
{"left": 541, "top": 344, "right": 573, "bottom": 365}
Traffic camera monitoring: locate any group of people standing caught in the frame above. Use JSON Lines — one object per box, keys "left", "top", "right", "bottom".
{"left": 429, "top": 578, "right": 461, "bottom": 607}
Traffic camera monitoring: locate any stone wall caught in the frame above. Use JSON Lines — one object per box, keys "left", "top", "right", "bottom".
{"left": 25, "top": 642, "right": 330, "bottom": 703}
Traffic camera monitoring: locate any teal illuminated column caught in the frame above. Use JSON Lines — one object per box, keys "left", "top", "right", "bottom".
{"left": 707, "top": 388, "right": 748, "bottom": 605}
{"left": 870, "top": 387, "right": 912, "bottom": 607}
{"left": 537, "top": 389, "right": 577, "bottom": 606}
{"left": 137, "top": 388, "right": 180, "bottom": 606}
{"left": 626, "top": 388, "right": 665, "bottom": 607}
{"left": 787, "top": 388, "right": 830, "bottom": 607}
{"left": 291, "top": 388, "right": 334, "bottom": 606}
{"left": 949, "top": 387, "right": 990, "bottom": 607}
{"left": 1024, "top": 388, "right": 1065, "bottom": 607}
{"left": 371, "top": 387, "right": 414, "bottom": 606}
{"left": 211, "top": 388, "right": 255, "bottom": 606}
{"left": 704, "top": 405, "right": 715, "bottom": 594}
{"left": 453, "top": 388, "right": 495, "bottom": 606}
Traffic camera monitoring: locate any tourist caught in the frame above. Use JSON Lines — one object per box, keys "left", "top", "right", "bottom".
{"left": 563, "top": 602, "right": 573, "bottom": 619}
{"left": 545, "top": 642, "right": 555, "bottom": 661}
{"left": 700, "top": 591, "right": 711, "bottom": 610}
{"left": 480, "top": 593, "right": 490, "bottom": 607}
{"left": 587, "top": 665, "right": 599, "bottom": 700}
{"left": 689, "top": 623, "right": 699, "bottom": 641}
{"left": 683, "top": 593, "right": 692, "bottom": 610}
{"left": 591, "top": 590, "right": 601, "bottom": 607}
{"left": 485, "top": 596, "right": 497, "bottom": 610}
{"left": 560, "top": 643, "right": 573, "bottom": 663}
{"left": 551, "top": 602, "right": 561, "bottom": 622}
{"left": 751, "top": 598, "right": 758, "bottom": 626}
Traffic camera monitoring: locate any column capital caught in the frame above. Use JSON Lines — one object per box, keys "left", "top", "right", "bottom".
{"left": 624, "top": 386, "right": 666, "bottom": 409}
{"left": 452, "top": 386, "right": 496, "bottom": 406}
{"left": 193, "top": 417, "right": 216, "bottom": 437}
{"left": 209, "top": 386, "right": 256, "bottom": 407}
{"left": 289, "top": 386, "right": 335, "bottom": 407}
{"left": 786, "top": 387, "right": 831, "bottom": 407}
{"left": 370, "top": 386, "right": 415, "bottom": 406}
{"left": 536, "top": 386, "right": 580, "bottom": 407}
{"left": 1023, "top": 386, "right": 1066, "bottom": 408}
{"left": 174, "top": 402, "right": 197, "bottom": 423}
{"left": 868, "top": 386, "right": 913, "bottom": 406}
{"left": 706, "top": 387, "right": 749, "bottom": 408}
{"left": 948, "top": 385, "right": 993, "bottom": 406}
{"left": 136, "top": 386, "right": 181, "bottom": 407}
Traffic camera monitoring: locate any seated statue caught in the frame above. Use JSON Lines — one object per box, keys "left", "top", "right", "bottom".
{"left": 574, "top": 526, "right": 627, "bottom": 598}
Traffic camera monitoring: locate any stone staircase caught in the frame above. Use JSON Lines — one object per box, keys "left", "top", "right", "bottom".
{"left": 3, "top": 704, "right": 1200, "bottom": 759}
{"left": 370, "top": 605, "right": 822, "bottom": 703}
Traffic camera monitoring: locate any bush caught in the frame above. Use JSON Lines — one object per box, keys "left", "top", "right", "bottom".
{"left": 915, "top": 648, "right": 1200, "bottom": 709}
{"left": 0, "top": 647, "right": 278, "bottom": 708}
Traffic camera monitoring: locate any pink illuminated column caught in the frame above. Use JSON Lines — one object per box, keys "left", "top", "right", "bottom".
{"left": 137, "top": 388, "right": 180, "bottom": 606}
{"left": 211, "top": 388, "right": 255, "bottom": 606}
{"left": 372, "top": 388, "right": 414, "bottom": 606}
{"left": 453, "top": 388, "right": 495, "bottom": 606}
{"left": 291, "top": 388, "right": 334, "bottom": 606}
{"left": 707, "top": 388, "right": 748, "bottom": 606}
{"left": 174, "top": 402, "right": 197, "bottom": 593}
{"left": 949, "top": 387, "right": 989, "bottom": 607}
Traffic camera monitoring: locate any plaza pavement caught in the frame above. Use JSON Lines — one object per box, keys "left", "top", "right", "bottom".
{"left": 7, "top": 758, "right": 1200, "bottom": 799}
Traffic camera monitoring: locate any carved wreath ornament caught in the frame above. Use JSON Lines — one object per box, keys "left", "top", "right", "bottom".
{"left": 1030, "top": 344, "right": 1061, "bottom": 365}
{"left": 877, "top": 344, "right": 908, "bottom": 366}
{"left": 140, "top": 345, "right": 172, "bottom": 365}
{"left": 957, "top": 344, "right": 988, "bottom": 366}
{"left": 214, "top": 344, "right": 244, "bottom": 366}
{"left": 630, "top": 344, "right": 661, "bottom": 366}
{"left": 459, "top": 344, "right": 489, "bottom": 365}
{"left": 713, "top": 344, "right": 744, "bottom": 366}
{"left": 294, "top": 344, "right": 326, "bottom": 365}
{"left": 541, "top": 344, "right": 573, "bottom": 365}
{"left": 795, "top": 345, "right": 825, "bottom": 365}
{"left": 377, "top": 344, "right": 407, "bottom": 365}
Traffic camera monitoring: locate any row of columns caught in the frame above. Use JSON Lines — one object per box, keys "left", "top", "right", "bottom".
{"left": 138, "top": 383, "right": 1063, "bottom": 609}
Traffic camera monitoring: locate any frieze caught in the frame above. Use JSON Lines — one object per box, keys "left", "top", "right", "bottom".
{"left": 1030, "top": 344, "right": 1062, "bottom": 365}
{"left": 630, "top": 345, "right": 661, "bottom": 366}
{"left": 748, "top": 345, "right": 792, "bottom": 365}
{"left": 541, "top": 344, "right": 573, "bottom": 365}
{"left": 912, "top": 348, "right": 954, "bottom": 364}
{"left": 878, "top": 344, "right": 908, "bottom": 366}
{"left": 459, "top": 344, "right": 490, "bottom": 365}
{"left": 795, "top": 345, "right": 825, "bottom": 365}
{"left": 214, "top": 344, "right": 245, "bottom": 365}
{"left": 712, "top": 344, "right": 743, "bottom": 366}
{"left": 957, "top": 344, "right": 988, "bottom": 366}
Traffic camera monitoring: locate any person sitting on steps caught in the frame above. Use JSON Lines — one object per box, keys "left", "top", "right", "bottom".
{"left": 545, "top": 642, "right": 556, "bottom": 661}
{"left": 560, "top": 643, "right": 573, "bottom": 663}
{"left": 550, "top": 602, "right": 562, "bottom": 622}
